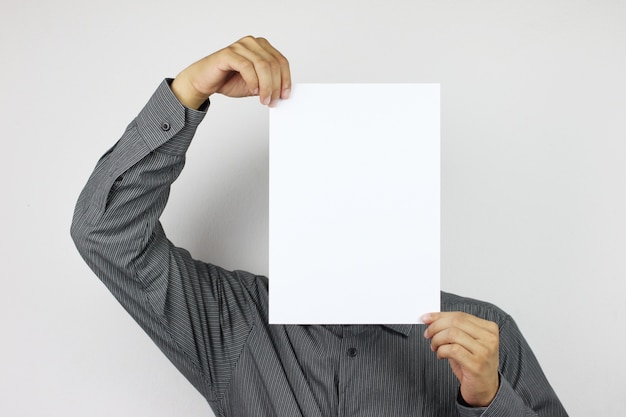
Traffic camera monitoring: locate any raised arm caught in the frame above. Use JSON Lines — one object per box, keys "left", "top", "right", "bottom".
{"left": 70, "top": 36, "right": 290, "bottom": 403}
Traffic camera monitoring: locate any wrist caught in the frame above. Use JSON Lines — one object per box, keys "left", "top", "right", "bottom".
{"left": 171, "top": 74, "right": 210, "bottom": 110}
{"left": 459, "top": 374, "right": 500, "bottom": 408}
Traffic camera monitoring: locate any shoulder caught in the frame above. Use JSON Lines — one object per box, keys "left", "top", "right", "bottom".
{"left": 441, "top": 291, "right": 512, "bottom": 327}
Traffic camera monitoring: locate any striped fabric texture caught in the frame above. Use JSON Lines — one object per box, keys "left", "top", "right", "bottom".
{"left": 71, "top": 80, "right": 568, "bottom": 417}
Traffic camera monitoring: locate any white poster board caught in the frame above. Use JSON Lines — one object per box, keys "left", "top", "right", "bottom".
{"left": 269, "top": 83, "right": 440, "bottom": 324}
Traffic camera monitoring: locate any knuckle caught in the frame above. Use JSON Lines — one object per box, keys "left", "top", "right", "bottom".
{"left": 448, "top": 344, "right": 463, "bottom": 357}
{"left": 238, "top": 59, "right": 254, "bottom": 71}
{"left": 239, "top": 35, "right": 256, "bottom": 43}
{"left": 227, "top": 42, "right": 243, "bottom": 54}
{"left": 447, "top": 327, "right": 460, "bottom": 340}
{"left": 269, "top": 60, "right": 280, "bottom": 72}
{"left": 256, "top": 60, "right": 271, "bottom": 72}
{"left": 436, "top": 345, "right": 448, "bottom": 359}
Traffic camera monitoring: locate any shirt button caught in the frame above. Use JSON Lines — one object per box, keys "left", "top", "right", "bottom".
{"left": 161, "top": 121, "right": 171, "bottom": 131}
{"left": 347, "top": 347, "right": 358, "bottom": 357}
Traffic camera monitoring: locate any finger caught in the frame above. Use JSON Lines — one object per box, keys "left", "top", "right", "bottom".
{"left": 426, "top": 316, "right": 492, "bottom": 343}
{"left": 423, "top": 312, "right": 498, "bottom": 340}
{"left": 424, "top": 312, "right": 493, "bottom": 330}
{"left": 430, "top": 326, "right": 474, "bottom": 351}
{"left": 226, "top": 40, "right": 272, "bottom": 104}
{"left": 214, "top": 48, "right": 262, "bottom": 97}
{"left": 433, "top": 343, "right": 495, "bottom": 387}
{"left": 256, "top": 37, "right": 291, "bottom": 99}
{"left": 435, "top": 339, "right": 499, "bottom": 392}
{"left": 235, "top": 36, "right": 283, "bottom": 105}
{"left": 433, "top": 340, "right": 473, "bottom": 364}
{"left": 429, "top": 326, "right": 490, "bottom": 357}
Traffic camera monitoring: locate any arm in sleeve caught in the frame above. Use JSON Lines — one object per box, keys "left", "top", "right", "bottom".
{"left": 457, "top": 316, "right": 569, "bottom": 417}
{"left": 70, "top": 80, "right": 255, "bottom": 404}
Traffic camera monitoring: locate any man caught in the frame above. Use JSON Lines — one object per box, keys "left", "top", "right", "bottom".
{"left": 71, "top": 36, "right": 568, "bottom": 416}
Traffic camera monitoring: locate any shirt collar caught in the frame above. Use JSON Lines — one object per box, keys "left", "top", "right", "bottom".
{"left": 321, "top": 324, "right": 415, "bottom": 337}
{"left": 383, "top": 324, "right": 414, "bottom": 336}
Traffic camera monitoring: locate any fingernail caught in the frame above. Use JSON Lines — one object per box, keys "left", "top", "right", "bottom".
{"left": 263, "top": 96, "right": 271, "bottom": 106}
{"left": 252, "top": 87, "right": 259, "bottom": 95}
{"left": 421, "top": 313, "right": 431, "bottom": 323}
{"left": 282, "top": 88, "right": 291, "bottom": 99}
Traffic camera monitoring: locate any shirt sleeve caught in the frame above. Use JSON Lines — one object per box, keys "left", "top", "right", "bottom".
{"left": 70, "top": 79, "right": 255, "bottom": 405}
{"left": 456, "top": 315, "right": 569, "bottom": 417}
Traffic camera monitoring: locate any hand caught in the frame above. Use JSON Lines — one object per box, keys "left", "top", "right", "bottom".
{"left": 422, "top": 312, "right": 500, "bottom": 407}
{"left": 171, "top": 36, "right": 291, "bottom": 109}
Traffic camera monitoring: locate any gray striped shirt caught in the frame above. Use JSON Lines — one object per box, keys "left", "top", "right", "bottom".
{"left": 71, "top": 80, "right": 568, "bottom": 417}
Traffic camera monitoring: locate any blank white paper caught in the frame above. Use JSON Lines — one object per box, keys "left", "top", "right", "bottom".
{"left": 269, "top": 83, "right": 440, "bottom": 324}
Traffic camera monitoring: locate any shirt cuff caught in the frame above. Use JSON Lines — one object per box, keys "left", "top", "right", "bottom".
{"left": 456, "top": 375, "right": 528, "bottom": 417}
{"left": 135, "top": 78, "right": 209, "bottom": 156}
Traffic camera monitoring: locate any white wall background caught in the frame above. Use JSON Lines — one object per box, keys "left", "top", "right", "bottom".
{"left": 2, "top": 0, "right": 624, "bottom": 415}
